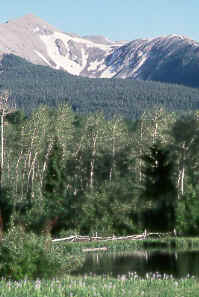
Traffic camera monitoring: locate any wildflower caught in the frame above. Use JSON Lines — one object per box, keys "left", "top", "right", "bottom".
{"left": 120, "top": 274, "right": 126, "bottom": 281}
{"left": 174, "top": 281, "right": 178, "bottom": 287}
{"left": 35, "top": 279, "right": 41, "bottom": 289}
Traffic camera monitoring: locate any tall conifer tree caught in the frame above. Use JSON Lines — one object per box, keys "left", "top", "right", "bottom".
{"left": 141, "top": 142, "right": 177, "bottom": 231}
{"left": 43, "top": 137, "right": 65, "bottom": 233}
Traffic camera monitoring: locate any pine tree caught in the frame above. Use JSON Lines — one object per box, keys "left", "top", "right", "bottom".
{"left": 141, "top": 142, "right": 177, "bottom": 231}
{"left": 43, "top": 138, "right": 65, "bottom": 233}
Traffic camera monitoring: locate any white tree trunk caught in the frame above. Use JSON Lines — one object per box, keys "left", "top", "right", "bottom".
{"left": 90, "top": 135, "right": 97, "bottom": 189}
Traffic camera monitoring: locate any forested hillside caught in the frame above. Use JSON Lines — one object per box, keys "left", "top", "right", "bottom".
{"left": 1, "top": 54, "right": 199, "bottom": 119}
{"left": 1, "top": 103, "right": 199, "bottom": 236}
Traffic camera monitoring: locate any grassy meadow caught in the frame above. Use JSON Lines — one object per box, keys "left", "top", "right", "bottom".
{"left": 1, "top": 236, "right": 199, "bottom": 296}
{"left": 0, "top": 274, "right": 198, "bottom": 297}
{"left": 0, "top": 238, "right": 199, "bottom": 297}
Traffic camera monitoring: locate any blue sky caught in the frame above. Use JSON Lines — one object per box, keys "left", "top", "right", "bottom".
{"left": 1, "top": 0, "right": 198, "bottom": 41}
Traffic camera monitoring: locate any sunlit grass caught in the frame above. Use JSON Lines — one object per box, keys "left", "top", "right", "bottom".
{"left": 0, "top": 274, "right": 198, "bottom": 297}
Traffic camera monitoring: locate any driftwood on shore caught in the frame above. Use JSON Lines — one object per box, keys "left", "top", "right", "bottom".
{"left": 52, "top": 231, "right": 169, "bottom": 243}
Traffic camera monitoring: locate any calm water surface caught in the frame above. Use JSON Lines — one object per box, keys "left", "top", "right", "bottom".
{"left": 72, "top": 249, "right": 199, "bottom": 278}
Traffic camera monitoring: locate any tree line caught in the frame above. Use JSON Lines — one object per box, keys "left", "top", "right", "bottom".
{"left": 0, "top": 103, "right": 199, "bottom": 236}
{"left": 1, "top": 54, "right": 199, "bottom": 120}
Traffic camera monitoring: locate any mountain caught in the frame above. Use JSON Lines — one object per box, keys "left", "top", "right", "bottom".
{"left": 0, "top": 14, "right": 124, "bottom": 78}
{"left": 111, "top": 35, "right": 199, "bottom": 87}
{"left": 1, "top": 14, "right": 199, "bottom": 87}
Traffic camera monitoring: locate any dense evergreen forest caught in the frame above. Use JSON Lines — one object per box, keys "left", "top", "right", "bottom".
{"left": 1, "top": 101, "right": 199, "bottom": 236}
{"left": 1, "top": 54, "right": 199, "bottom": 119}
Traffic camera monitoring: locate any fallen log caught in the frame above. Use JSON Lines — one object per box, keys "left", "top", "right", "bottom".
{"left": 52, "top": 235, "right": 90, "bottom": 242}
{"left": 52, "top": 232, "right": 170, "bottom": 243}
{"left": 82, "top": 247, "right": 108, "bottom": 252}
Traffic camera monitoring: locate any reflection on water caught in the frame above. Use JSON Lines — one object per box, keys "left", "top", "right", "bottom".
{"left": 72, "top": 250, "right": 199, "bottom": 278}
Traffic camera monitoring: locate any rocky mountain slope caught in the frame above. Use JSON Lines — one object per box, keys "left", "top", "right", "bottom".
{"left": 0, "top": 14, "right": 124, "bottom": 78}
{"left": 1, "top": 14, "right": 199, "bottom": 87}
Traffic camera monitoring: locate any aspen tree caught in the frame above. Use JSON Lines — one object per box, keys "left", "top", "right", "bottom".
{"left": 0, "top": 90, "right": 15, "bottom": 237}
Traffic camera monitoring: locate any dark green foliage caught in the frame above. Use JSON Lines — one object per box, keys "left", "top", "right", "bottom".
{"left": 80, "top": 177, "right": 137, "bottom": 235}
{"left": 44, "top": 140, "right": 63, "bottom": 198}
{"left": 141, "top": 143, "right": 176, "bottom": 202}
{"left": 0, "top": 188, "right": 13, "bottom": 231}
{"left": 176, "top": 185, "right": 199, "bottom": 235}
{"left": 169, "top": 114, "right": 199, "bottom": 197}
{"left": 0, "top": 228, "right": 63, "bottom": 280}
{"left": 43, "top": 138, "right": 66, "bottom": 221}
{"left": 140, "top": 142, "right": 177, "bottom": 231}
{"left": 15, "top": 199, "right": 46, "bottom": 234}
{"left": 42, "top": 136, "right": 81, "bottom": 233}
{"left": 170, "top": 114, "right": 199, "bottom": 144}
{"left": 6, "top": 110, "right": 27, "bottom": 125}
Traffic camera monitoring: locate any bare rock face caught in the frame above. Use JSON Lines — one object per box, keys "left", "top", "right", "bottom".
{"left": 55, "top": 39, "right": 68, "bottom": 56}
{"left": 67, "top": 40, "right": 82, "bottom": 64}
{"left": 0, "top": 14, "right": 56, "bottom": 65}
{"left": 1, "top": 14, "right": 199, "bottom": 87}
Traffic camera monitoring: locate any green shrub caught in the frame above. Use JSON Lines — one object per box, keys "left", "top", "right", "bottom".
{"left": 0, "top": 227, "right": 72, "bottom": 280}
{"left": 176, "top": 185, "right": 199, "bottom": 235}
{"left": 0, "top": 187, "right": 13, "bottom": 231}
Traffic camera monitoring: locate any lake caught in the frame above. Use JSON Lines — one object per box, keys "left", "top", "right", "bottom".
{"left": 72, "top": 249, "right": 199, "bottom": 278}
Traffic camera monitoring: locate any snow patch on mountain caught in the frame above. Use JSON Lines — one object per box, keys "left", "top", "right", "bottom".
{"left": 39, "top": 32, "right": 82, "bottom": 74}
{"left": 32, "top": 26, "right": 40, "bottom": 33}
{"left": 39, "top": 31, "right": 114, "bottom": 75}
{"left": 87, "top": 60, "right": 102, "bottom": 71}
